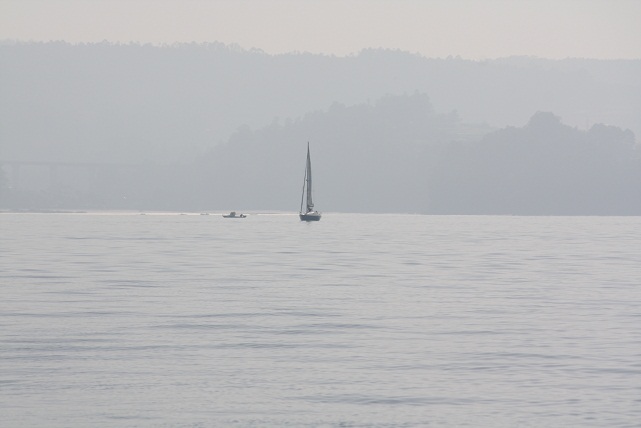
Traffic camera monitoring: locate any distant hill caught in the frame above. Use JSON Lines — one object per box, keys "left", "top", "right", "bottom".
{"left": 429, "top": 112, "right": 640, "bottom": 215}
{"left": 1, "top": 42, "right": 639, "bottom": 215}
{"left": 191, "top": 101, "right": 640, "bottom": 215}
{"left": 1, "top": 41, "right": 639, "bottom": 165}
{"left": 193, "top": 93, "right": 491, "bottom": 213}
{"left": 1, "top": 94, "right": 639, "bottom": 214}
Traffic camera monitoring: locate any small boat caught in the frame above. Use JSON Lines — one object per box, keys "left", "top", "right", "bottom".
{"left": 299, "top": 143, "right": 321, "bottom": 221}
{"left": 223, "top": 211, "right": 246, "bottom": 218}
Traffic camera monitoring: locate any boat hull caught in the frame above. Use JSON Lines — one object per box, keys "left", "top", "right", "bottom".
{"left": 299, "top": 212, "right": 321, "bottom": 221}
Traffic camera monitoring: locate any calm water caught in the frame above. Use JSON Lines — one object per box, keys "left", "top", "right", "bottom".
{"left": 1, "top": 213, "right": 640, "bottom": 427}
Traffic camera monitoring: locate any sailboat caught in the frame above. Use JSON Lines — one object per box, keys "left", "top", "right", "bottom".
{"left": 299, "top": 143, "right": 321, "bottom": 221}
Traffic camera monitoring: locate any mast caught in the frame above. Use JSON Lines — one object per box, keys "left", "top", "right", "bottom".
{"left": 305, "top": 143, "right": 314, "bottom": 213}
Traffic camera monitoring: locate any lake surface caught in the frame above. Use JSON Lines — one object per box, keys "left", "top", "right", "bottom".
{"left": 1, "top": 213, "right": 640, "bottom": 427}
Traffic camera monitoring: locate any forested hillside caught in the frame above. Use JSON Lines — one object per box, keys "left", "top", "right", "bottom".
{"left": 1, "top": 42, "right": 639, "bottom": 214}
{"left": 1, "top": 42, "right": 639, "bottom": 164}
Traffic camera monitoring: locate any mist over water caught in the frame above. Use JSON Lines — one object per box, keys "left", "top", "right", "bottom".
{"left": 2, "top": 213, "right": 640, "bottom": 427}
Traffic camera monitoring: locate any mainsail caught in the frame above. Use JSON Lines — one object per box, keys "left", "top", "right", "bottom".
{"left": 305, "top": 144, "right": 314, "bottom": 212}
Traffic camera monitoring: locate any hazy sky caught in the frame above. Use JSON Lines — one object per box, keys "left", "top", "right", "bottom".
{"left": 1, "top": 0, "right": 640, "bottom": 59}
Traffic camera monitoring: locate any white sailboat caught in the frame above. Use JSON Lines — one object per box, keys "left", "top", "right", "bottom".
{"left": 299, "top": 143, "right": 321, "bottom": 221}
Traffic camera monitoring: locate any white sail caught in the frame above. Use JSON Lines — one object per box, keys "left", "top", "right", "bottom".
{"left": 305, "top": 145, "right": 314, "bottom": 212}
